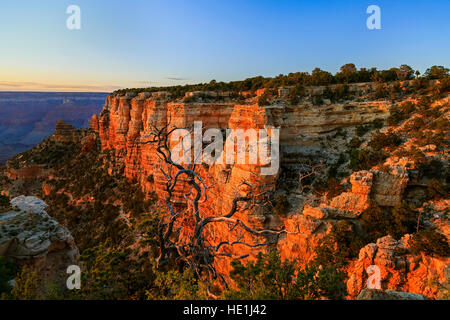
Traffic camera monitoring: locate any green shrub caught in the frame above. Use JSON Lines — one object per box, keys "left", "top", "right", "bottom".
{"left": 374, "top": 83, "right": 388, "bottom": 99}
{"left": 429, "top": 118, "right": 450, "bottom": 131}
{"left": 146, "top": 266, "right": 206, "bottom": 300}
{"left": 288, "top": 84, "right": 305, "bottom": 104}
{"left": 431, "top": 77, "right": 450, "bottom": 97}
{"left": 404, "top": 117, "right": 426, "bottom": 132}
{"left": 348, "top": 148, "right": 386, "bottom": 171}
{"left": 387, "top": 106, "right": 406, "bottom": 126}
{"left": 410, "top": 229, "right": 450, "bottom": 257}
{"left": 79, "top": 241, "right": 154, "bottom": 300}
{"left": 273, "top": 194, "right": 290, "bottom": 216}
{"left": 425, "top": 66, "right": 450, "bottom": 80}
{"left": 411, "top": 78, "right": 428, "bottom": 91}
{"left": 226, "top": 251, "right": 346, "bottom": 300}
{"left": 400, "top": 101, "right": 416, "bottom": 114}
{"left": 371, "top": 118, "right": 384, "bottom": 129}
{"left": 315, "top": 221, "right": 364, "bottom": 268}
{"left": 361, "top": 202, "right": 418, "bottom": 242}
{"left": 295, "top": 262, "right": 347, "bottom": 300}
{"left": 334, "top": 84, "right": 350, "bottom": 100}
{"left": 368, "top": 130, "right": 402, "bottom": 151}
{"left": 414, "top": 131, "right": 446, "bottom": 149}
{"left": 257, "top": 94, "right": 270, "bottom": 106}
{"left": 10, "top": 265, "right": 41, "bottom": 300}
{"left": 422, "top": 159, "right": 446, "bottom": 180}
{"left": 356, "top": 125, "right": 370, "bottom": 137}
{"left": 427, "top": 178, "right": 446, "bottom": 200}
{"left": 0, "top": 195, "right": 10, "bottom": 208}
{"left": 0, "top": 257, "right": 17, "bottom": 296}
{"left": 348, "top": 137, "right": 362, "bottom": 149}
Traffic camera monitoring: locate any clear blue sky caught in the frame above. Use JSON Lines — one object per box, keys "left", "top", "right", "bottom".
{"left": 1, "top": 0, "right": 449, "bottom": 92}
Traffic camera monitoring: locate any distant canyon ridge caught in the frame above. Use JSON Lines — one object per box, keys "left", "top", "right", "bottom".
{"left": 0, "top": 92, "right": 108, "bottom": 164}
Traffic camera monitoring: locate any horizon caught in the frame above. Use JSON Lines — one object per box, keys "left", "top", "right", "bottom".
{"left": 0, "top": 62, "right": 446, "bottom": 94}
{"left": 1, "top": 0, "right": 449, "bottom": 92}
{"left": 0, "top": 90, "right": 110, "bottom": 94}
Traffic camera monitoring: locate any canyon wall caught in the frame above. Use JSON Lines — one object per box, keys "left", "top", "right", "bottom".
{"left": 91, "top": 93, "right": 390, "bottom": 278}
{"left": 93, "top": 94, "right": 389, "bottom": 195}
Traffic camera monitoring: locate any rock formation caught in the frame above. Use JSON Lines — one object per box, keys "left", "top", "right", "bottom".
{"left": 0, "top": 196, "right": 79, "bottom": 277}
{"left": 91, "top": 92, "right": 390, "bottom": 277}
{"left": 356, "top": 288, "right": 427, "bottom": 300}
{"left": 53, "top": 120, "right": 90, "bottom": 143}
{"left": 347, "top": 235, "right": 449, "bottom": 299}
{"left": 305, "top": 168, "right": 410, "bottom": 219}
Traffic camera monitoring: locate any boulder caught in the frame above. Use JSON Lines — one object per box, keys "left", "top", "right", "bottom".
{"left": 303, "top": 205, "right": 328, "bottom": 220}
{"left": 0, "top": 196, "right": 78, "bottom": 270}
{"left": 357, "top": 289, "right": 427, "bottom": 300}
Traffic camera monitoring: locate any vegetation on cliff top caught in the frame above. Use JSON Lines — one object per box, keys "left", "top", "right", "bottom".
{"left": 112, "top": 64, "right": 449, "bottom": 99}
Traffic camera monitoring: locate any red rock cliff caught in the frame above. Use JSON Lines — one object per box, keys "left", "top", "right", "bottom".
{"left": 91, "top": 93, "right": 392, "bottom": 281}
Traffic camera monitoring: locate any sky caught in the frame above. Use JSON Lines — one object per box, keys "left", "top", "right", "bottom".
{"left": 0, "top": 0, "right": 449, "bottom": 92}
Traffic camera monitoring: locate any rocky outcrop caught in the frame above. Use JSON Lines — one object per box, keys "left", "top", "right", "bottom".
{"left": 307, "top": 168, "right": 410, "bottom": 219}
{"left": 277, "top": 213, "right": 329, "bottom": 264}
{"left": 53, "top": 120, "right": 77, "bottom": 142}
{"left": 347, "top": 235, "right": 450, "bottom": 299}
{"left": 52, "top": 120, "right": 89, "bottom": 143}
{"left": 0, "top": 196, "right": 79, "bottom": 274}
{"left": 81, "top": 133, "right": 98, "bottom": 153}
{"left": 328, "top": 171, "right": 374, "bottom": 216}
{"left": 5, "top": 164, "right": 47, "bottom": 181}
{"left": 89, "top": 114, "right": 99, "bottom": 132}
{"left": 372, "top": 168, "right": 409, "bottom": 207}
{"left": 357, "top": 288, "right": 427, "bottom": 300}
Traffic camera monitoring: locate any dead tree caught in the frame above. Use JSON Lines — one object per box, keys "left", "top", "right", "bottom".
{"left": 141, "top": 124, "right": 291, "bottom": 289}
{"left": 298, "top": 160, "right": 325, "bottom": 193}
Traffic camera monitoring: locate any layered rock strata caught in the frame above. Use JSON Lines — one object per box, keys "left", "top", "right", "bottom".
{"left": 91, "top": 94, "right": 389, "bottom": 277}
{"left": 0, "top": 196, "right": 79, "bottom": 276}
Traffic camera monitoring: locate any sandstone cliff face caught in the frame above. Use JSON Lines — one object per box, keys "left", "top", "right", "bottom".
{"left": 276, "top": 168, "right": 411, "bottom": 265}
{"left": 312, "top": 168, "right": 410, "bottom": 219}
{"left": 89, "top": 90, "right": 450, "bottom": 299}
{"left": 53, "top": 119, "right": 91, "bottom": 143}
{"left": 347, "top": 235, "right": 449, "bottom": 299}
{"left": 92, "top": 94, "right": 390, "bottom": 278}
{"left": 94, "top": 95, "right": 389, "bottom": 198}
{"left": 0, "top": 196, "right": 79, "bottom": 277}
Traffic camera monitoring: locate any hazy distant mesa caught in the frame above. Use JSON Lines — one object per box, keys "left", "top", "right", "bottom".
{"left": 0, "top": 81, "right": 122, "bottom": 93}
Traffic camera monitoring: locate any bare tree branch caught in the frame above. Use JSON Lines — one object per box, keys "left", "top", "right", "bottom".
{"left": 140, "top": 124, "right": 295, "bottom": 292}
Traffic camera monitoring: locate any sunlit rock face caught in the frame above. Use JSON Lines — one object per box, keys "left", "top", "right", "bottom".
{"left": 93, "top": 92, "right": 391, "bottom": 279}
{"left": 347, "top": 235, "right": 450, "bottom": 299}
{"left": 94, "top": 93, "right": 389, "bottom": 202}
{"left": 0, "top": 196, "right": 79, "bottom": 277}
{"left": 313, "top": 168, "right": 410, "bottom": 218}
{"left": 53, "top": 120, "right": 77, "bottom": 143}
